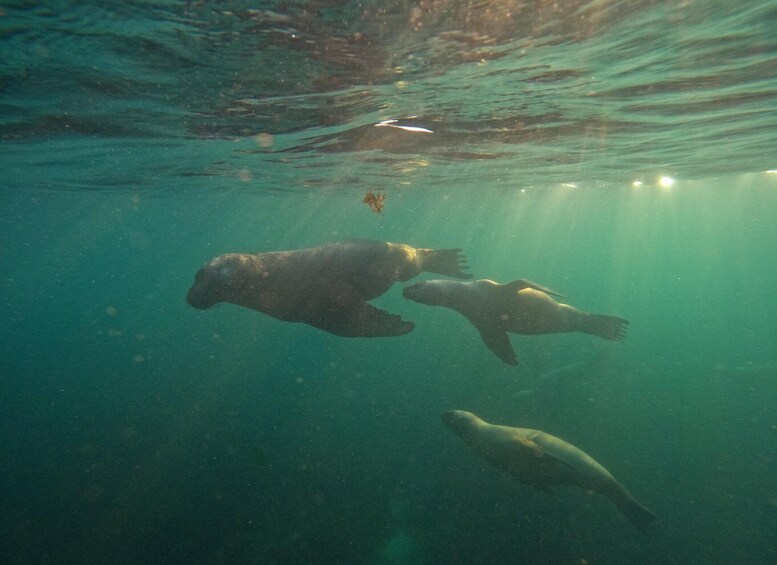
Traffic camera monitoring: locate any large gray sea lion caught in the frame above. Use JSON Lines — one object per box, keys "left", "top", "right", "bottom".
{"left": 186, "top": 239, "right": 471, "bottom": 337}
{"left": 442, "top": 410, "right": 658, "bottom": 534}
{"left": 402, "top": 278, "right": 628, "bottom": 365}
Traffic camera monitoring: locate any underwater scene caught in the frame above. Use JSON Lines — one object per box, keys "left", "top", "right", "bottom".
{"left": 2, "top": 1, "right": 777, "bottom": 564}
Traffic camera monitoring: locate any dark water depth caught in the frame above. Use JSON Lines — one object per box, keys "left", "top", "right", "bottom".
{"left": 2, "top": 2, "right": 777, "bottom": 564}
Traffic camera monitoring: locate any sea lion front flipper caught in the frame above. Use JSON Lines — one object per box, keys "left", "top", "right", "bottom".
{"left": 527, "top": 432, "right": 585, "bottom": 471}
{"left": 478, "top": 327, "right": 518, "bottom": 365}
{"left": 306, "top": 302, "right": 415, "bottom": 338}
{"left": 504, "top": 279, "right": 565, "bottom": 298}
{"left": 518, "top": 436, "right": 545, "bottom": 457}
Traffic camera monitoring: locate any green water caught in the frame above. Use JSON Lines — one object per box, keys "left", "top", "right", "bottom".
{"left": 3, "top": 174, "right": 776, "bottom": 563}
{"left": 3, "top": 1, "right": 777, "bottom": 563}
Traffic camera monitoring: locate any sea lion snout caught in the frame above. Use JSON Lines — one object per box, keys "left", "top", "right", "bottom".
{"left": 402, "top": 283, "right": 422, "bottom": 301}
{"left": 186, "top": 255, "right": 248, "bottom": 309}
{"left": 186, "top": 259, "right": 232, "bottom": 309}
{"left": 402, "top": 281, "right": 443, "bottom": 305}
{"left": 186, "top": 269, "right": 220, "bottom": 309}
{"left": 441, "top": 410, "right": 478, "bottom": 438}
{"left": 441, "top": 410, "right": 458, "bottom": 426}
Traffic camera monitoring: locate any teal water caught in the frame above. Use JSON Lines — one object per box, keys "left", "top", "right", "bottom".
{"left": 2, "top": 2, "right": 777, "bottom": 564}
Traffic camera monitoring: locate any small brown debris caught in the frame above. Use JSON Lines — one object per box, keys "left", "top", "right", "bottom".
{"left": 363, "top": 191, "right": 386, "bottom": 214}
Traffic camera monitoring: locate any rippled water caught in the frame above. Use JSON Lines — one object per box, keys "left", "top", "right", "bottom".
{"left": 2, "top": 2, "right": 777, "bottom": 565}
{"left": 4, "top": 1, "right": 777, "bottom": 190}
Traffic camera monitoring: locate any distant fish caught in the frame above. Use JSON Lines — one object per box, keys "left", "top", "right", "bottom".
{"left": 513, "top": 348, "right": 613, "bottom": 400}
{"left": 537, "top": 360, "right": 589, "bottom": 385}
{"left": 512, "top": 361, "right": 589, "bottom": 399}
{"left": 512, "top": 387, "right": 537, "bottom": 398}
{"left": 715, "top": 362, "right": 777, "bottom": 378}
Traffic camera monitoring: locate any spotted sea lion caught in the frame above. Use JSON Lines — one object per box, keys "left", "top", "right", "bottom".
{"left": 442, "top": 410, "right": 658, "bottom": 534}
{"left": 186, "top": 239, "right": 471, "bottom": 337}
{"left": 402, "top": 278, "right": 628, "bottom": 365}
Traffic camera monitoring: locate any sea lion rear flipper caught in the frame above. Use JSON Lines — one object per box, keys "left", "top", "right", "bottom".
{"left": 617, "top": 496, "right": 659, "bottom": 535}
{"left": 580, "top": 314, "right": 629, "bottom": 341}
{"left": 478, "top": 327, "right": 518, "bottom": 365}
{"left": 307, "top": 302, "right": 415, "bottom": 338}
{"left": 504, "top": 279, "right": 564, "bottom": 297}
{"left": 420, "top": 248, "right": 472, "bottom": 280}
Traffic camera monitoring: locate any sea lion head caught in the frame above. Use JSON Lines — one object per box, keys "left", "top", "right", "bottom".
{"left": 186, "top": 254, "right": 255, "bottom": 309}
{"left": 441, "top": 410, "right": 482, "bottom": 439}
{"left": 402, "top": 280, "right": 448, "bottom": 305}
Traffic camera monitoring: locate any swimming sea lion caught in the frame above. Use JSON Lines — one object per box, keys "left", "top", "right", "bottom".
{"left": 402, "top": 278, "right": 628, "bottom": 365}
{"left": 186, "top": 239, "right": 471, "bottom": 337}
{"left": 441, "top": 410, "right": 658, "bottom": 534}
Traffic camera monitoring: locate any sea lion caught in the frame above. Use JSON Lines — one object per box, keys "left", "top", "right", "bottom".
{"left": 441, "top": 410, "right": 658, "bottom": 534}
{"left": 186, "top": 239, "right": 471, "bottom": 337}
{"left": 402, "top": 278, "right": 628, "bottom": 365}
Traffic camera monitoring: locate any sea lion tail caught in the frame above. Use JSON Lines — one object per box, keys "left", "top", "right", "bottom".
{"left": 579, "top": 314, "right": 629, "bottom": 341}
{"left": 420, "top": 248, "right": 472, "bottom": 279}
{"left": 617, "top": 497, "right": 659, "bottom": 535}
